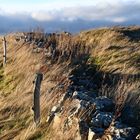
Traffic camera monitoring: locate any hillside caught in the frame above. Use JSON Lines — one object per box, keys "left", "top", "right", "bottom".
{"left": 0, "top": 26, "right": 140, "bottom": 140}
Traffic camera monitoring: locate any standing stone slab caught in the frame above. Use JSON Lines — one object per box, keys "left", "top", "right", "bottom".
{"left": 33, "top": 72, "right": 43, "bottom": 125}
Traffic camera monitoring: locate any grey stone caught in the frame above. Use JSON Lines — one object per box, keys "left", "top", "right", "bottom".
{"left": 72, "top": 91, "right": 95, "bottom": 102}
{"left": 111, "top": 121, "right": 137, "bottom": 140}
{"left": 121, "top": 127, "right": 136, "bottom": 139}
{"left": 91, "top": 111, "right": 113, "bottom": 128}
{"left": 119, "top": 127, "right": 135, "bottom": 137}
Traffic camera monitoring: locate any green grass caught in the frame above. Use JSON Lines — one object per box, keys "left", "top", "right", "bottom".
{"left": 0, "top": 74, "right": 16, "bottom": 97}
{"left": 0, "top": 67, "right": 25, "bottom": 97}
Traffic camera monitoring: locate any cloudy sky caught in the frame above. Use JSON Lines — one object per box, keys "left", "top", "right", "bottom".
{"left": 0, "top": 0, "right": 140, "bottom": 33}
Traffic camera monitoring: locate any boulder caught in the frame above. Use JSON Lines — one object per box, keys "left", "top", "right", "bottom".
{"left": 91, "top": 111, "right": 113, "bottom": 128}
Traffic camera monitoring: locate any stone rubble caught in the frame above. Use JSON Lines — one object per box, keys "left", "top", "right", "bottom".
{"left": 47, "top": 73, "right": 139, "bottom": 140}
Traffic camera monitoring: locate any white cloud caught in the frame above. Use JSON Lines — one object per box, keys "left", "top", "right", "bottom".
{"left": 111, "top": 17, "right": 127, "bottom": 23}
{"left": 1, "top": 0, "right": 140, "bottom": 23}
{"left": 30, "top": 0, "right": 140, "bottom": 23}
{"left": 0, "top": 0, "right": 140, "bottom": 33}
{"left": 31, "top": 12, "right": 55, "bottom": 21}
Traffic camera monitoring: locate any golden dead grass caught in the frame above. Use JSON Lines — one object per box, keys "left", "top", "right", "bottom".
{"left": 0, "top": 26, "right": 139, "bottom": 139}
{"left": 0, "top": 36, "right": 47, "bottom": 139}
{"left": 79, "top": 26, "right": 140, "bottom": 74}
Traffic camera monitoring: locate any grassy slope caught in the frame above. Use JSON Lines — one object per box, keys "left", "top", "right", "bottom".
{"left": 79, "top": 27, "right": 140, "bottom": 122}
{"left": 0, "top": 34, "right": 74, "bottom": 140}
{"left": 0, "top": 26, "right": 139, "bottom": 139}
{"left": 79, "top": 26, "right": 140, "bottom": 74}
{"left": 0, "top": 36, "right": 38, "bottom": 139}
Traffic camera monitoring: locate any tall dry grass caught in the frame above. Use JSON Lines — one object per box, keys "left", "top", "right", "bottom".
{"left": 0, "top": 27, "right": 140, "bottom": 139}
